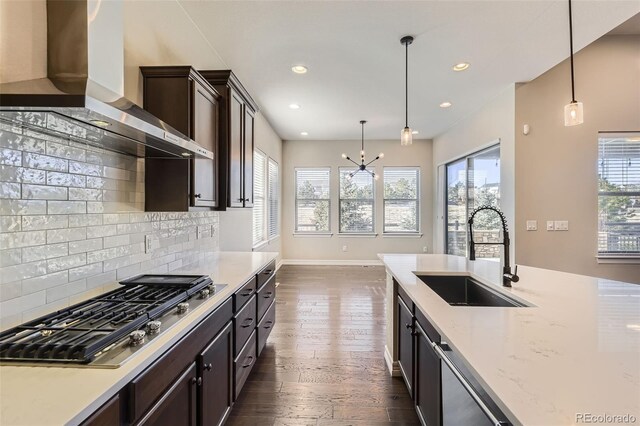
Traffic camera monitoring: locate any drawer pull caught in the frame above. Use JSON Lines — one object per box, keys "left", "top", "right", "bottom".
{"left": 263, "top": 320, "right": 274, "bottom": 329}
{"left": 242, "top": 356, "right": 255, "bottom": 368}
{"left": 263, "top": 291, "right": 273, "bottom": 298}
{"left": 196, "top": 377, "right": 202, "bottom": 386}
{"left": 204, "top": 363, "right": 212, "bottom": 371}
{"left": 240, "top": 289, "right": 254, "bottom": 297}
{"left": 241, "top": 318, "right": 255, "bottom": 328}
{"left": 262, "top": 270, "right": 273, "bottom": 275}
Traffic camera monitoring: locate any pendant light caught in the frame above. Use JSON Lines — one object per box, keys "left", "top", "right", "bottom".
{"left": 400, "top": 35, "right": 414, "bottom": 145}
{"left": 564, "top": 0, "right": 584, "bottom": 126}
{"left": 341, "top": 120, "right": 384, "bottom": 180}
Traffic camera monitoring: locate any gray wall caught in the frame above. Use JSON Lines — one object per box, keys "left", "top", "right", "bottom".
{"left": 281, "top": 138, "right": 433, "bottom": 262}
{"left": 515, "top": 35, "right": 640, "bottom": 283}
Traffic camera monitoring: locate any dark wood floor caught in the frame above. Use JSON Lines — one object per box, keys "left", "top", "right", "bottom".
{"left": 228, "top": 265, "right": 420, "bottom": 426}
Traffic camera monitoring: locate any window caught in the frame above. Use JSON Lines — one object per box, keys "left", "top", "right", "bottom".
{"left": 384, "top": 167, "right": 419, "bottom": 233}
{"left": 598, "top": 133, "right": 640, "bottom": 257}
{"left": 252, "top": 150, "right": 267, "bottom": 246}
{"left": 445, "top": 145, "right": 501, "bottom": 257}
{"left": 339, "top": 168, "right": 375, "bottom": 233}
{"left": 295, "top": 168, "right": 330, "bottom": 233}
{"left": 268, "top": 158, "right": 279, "bottom": 239}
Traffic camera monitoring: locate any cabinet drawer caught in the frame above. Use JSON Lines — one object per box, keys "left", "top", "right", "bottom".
{"left": 234, "top": 330, "right": 257, "bottom": 400}
{"left": 256, "top": 275, "right": 276, "bottom": 322}
{"left": 234, "top": 295, "right": 257, "bottom": 356}
{"left": 416, "top": 307, "right": 440, "bottom": 344}
{"left": 256, "top": 300, "right": 275, "bottom": 357}
{"left": 256, "top": 260, "right": 276, "bottom": 288}
{"left": 81, "top": 394, "right": 120, "bottom": 426}
{"left": 234, "top": 277, "right": 257, "bottom": 313}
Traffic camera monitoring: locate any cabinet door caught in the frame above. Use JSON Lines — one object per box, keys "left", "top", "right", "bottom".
{"left": 416, "top": 323, "right": 441, "bottom": 426}
{"left": 199, "top": 322, "right": 233, "bottom": 426}
{"left": 136, "top": 363, "right": 197, "bottom": 426}
{"left": 397, "top": 297, "right": 414, "bottom": 396}
{"left": 191, "top": 80, "right": 218, "bottom": 207}
{"left": 228, "top": 91, "right": 244, "bottom": 208}
{"left": 242, "top": 107, "right": 255, "bottom": 208}
{"left": 81, "top": 394, "right": 120, "bottom": 426}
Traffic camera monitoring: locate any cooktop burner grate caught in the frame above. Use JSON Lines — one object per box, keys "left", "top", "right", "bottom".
{"left": 0, "top": 275, "right": 212, "bottom": 364}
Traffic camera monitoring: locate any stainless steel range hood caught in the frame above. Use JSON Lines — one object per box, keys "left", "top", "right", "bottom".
{"left": 0, "top": 0, "right": 212, "bottom": 160}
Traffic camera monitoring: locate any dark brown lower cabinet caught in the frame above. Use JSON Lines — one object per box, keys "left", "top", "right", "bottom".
{"left": 415, "top": 322, "right": 441, "bottom": 426}
{"left": 234, "top": 331, "right": 257, "bottom": 399}
{"left": 199, "top": 322, "right": 233, "bottom": 426}
{"left": 81, "top": 394, "right": 120, "bottom": 426}
{"left": 398, "top": 295, "right": 414, "bottom": 396}
{"left": 137, "top": 363, "right": 198, "bottom": 426}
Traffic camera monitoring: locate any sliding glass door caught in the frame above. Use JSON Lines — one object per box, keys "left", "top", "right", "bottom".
{"left": 446, "top": 145, "right": 501, "bottom": 258}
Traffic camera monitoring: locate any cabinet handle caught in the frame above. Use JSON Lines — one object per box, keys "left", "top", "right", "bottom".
{"left": 241, "top": 317, "right": 255, "bottom": 328}
{"left": 263, "top": 291, "right": 273, "bottom": 298}
{"left": 194, "top": 193, "right": 201, "bottom": 198}
{"left": 197, "top": 377, "right": 203, "bottom": 386}
{"left": 205, "top": 363, "right": 212, "bottom": 371}
{"left": 262, "top": 270, "right": 273, "bottom": 275}
{"left": 190, "top": 377, "right": 197, "bottom": 385}
{"left": 241, "top": 289, "right": 254, "bottom": 297}
{"left": 264, "top": 321, "right": 273, "bottom": 329}
{"left": 405, "top": 323, "right": 413, "bottom": 329}
{"left": 242, "top": 356, "right": 255, "bottom": 368}
{"left": 244, "top": 198, "right": 250, "bottom": 202}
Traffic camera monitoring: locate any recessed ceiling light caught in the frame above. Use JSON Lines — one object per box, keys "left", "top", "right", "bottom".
{"left": 181, "top": 152, "right": 191, "bottom": 157}
{"left": 289, "top": 103, "right": 301, "bottom": 110}
{"left": 440, "top": 101, "right": 452, "bottom": 108}
{"left": 412, "top": 130, "right": 419, "bottom": 135}
{"left": 300, "top": 132, "right": 308, "bottom": 136}
{"left": 89, "top": 119, "right": 110, "bottom": 127}
{"left": 452, "top": 62, "right": 470, "bottom": 72}
{"left": 291, "top": 65, "right": 308, "bottom": 74}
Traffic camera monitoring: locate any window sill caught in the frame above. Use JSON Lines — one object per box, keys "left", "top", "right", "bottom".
{"left": 293, "top": 232, "right": 333, "bottom": 238}
{"left": 338, "top": 233, "right": 378, "bottom": 238}
{"left": 252, "top": 240, "right": 269, "bottom": 251}
{"left": 596, "top": 256, "right": 640, "bottom": 264}
{"left": 382, "top": 233, "right": 423, "bottom": 238}
{"left": 268, "top": 235, "right": 280, "bottom": 242}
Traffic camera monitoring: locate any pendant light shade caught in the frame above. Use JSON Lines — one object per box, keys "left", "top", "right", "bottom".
{"left": 400, "top": 35, "right": 414, "bottom": 145}
{"left": 564, "top": 0, "right": 584, "bottom": 126}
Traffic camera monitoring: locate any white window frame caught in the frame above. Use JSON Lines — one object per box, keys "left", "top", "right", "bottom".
{"left": 268, "top": 158, "right": 279, "bottom": 240}
{"left": 252, "top": 149, "right": 268, "bottom": 248}
{"left": 339, "top": 167, "right": 376, "bottom": 235}
{"left": 294, "top": 167, "right": 331, "bottom": 234}
{"left": 383, "top": 167, "right": 420, "bottom": 234}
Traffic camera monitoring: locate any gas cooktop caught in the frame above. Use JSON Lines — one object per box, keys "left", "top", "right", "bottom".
{"left": 0, "top": 275, "right": 227, "bottom": 368}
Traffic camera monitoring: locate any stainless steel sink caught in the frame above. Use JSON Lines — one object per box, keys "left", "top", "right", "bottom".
{"left": 417, "top": 275, "right": 529, "bottom": 307}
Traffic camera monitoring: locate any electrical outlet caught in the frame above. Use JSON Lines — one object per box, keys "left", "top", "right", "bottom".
{"left": 423, "top": 246, "right": 428, "bottom": 253}
{"left": 555, "top": 220, "right": 569, "bottom": 231}
{"left": 342, "top": 245, "right": 348, "bottom": 252}
{"left": 197, "top": 225, "right": 211, "bottom": 239}
{"left": 546, "top": 221, "right": 555, "bottom": 231}
{"left": 145, "top": 235, "right": 158, "bottom": 253}
{"left": 526, "top": 220, "right": 537, "bottom": 231}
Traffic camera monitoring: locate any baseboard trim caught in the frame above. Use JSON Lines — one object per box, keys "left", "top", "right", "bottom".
{"left": 281, "top": 259, "right": 384, "bottom": 266}
{"left": 384, "top": 345, "right": 401, "bottom": 377}
{"left": 276, "top": 259, "right": 284, "bottom": 271}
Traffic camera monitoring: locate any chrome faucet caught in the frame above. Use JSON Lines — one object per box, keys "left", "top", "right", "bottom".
{"left": 467, "top": 205, "right": 519, "bottom": 287}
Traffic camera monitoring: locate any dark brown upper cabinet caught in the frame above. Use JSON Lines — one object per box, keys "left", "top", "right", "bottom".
{"left": 140, "top": 66, "right": 220, "bottom": 211}
{"left": 199, "top": 70, "right": 258, "bottom": 209}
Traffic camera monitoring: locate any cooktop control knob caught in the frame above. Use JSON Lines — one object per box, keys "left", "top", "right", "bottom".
{"left": 177, "top": 302, "right": 189, "bottom": 314}
{"left": 199, "top": 288, "right": 210, "bottom": 299}
{"left": 208, "top": 284, "right": 216, "bottom": 294}
{"left": 147, "top": 320, "right": 161, "bottom": 334}
{"left": 129, "top": 330, "right": 146, "bottom": 346}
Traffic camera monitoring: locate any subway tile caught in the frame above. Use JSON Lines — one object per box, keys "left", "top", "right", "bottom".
{"left": 22, "top": 297, "right": 69, "bottom": 323}
{"left": 87, "top": 245, "right": 132, "bottom": 263}
{"left": 69, "top": 238, "right": 102, "bottom": 254}
{"left": 0, "top": 148, "right": 22, "bottom": 166}
{"left": 0, "top": 248, "right": 21, "bottom": 267}
{"left": 23, "top": 152, "right": 68, "bottom": 172}
{"left": 103, "top": 166, "right": 130, "bottom": 181}
{"left": 116, "top": 263, "right": 140, "bottom": 280}
{"left": 0, "top": 182, "right": 21, "bottom": 198}
{"left": 86, "top": 224, "right": 117, "bottom": 238}
{"left": 69, "top": 187, "right": 102, "bottom": 201}
{"left": 69, "top": 161, "right": 101, "bottom": 176}
{"left": 68, "top": 262, "right": 103, "bottom": 282}
{"left": 10, "top": 112, "right": 47, "bottom": 127}
{"left": 84, "top": 270, "right": 117, "bottom": 290}
{"left": 46, "top": 227, "right": 86, "bottom": 244}
{"left": 22, "top": 184, "right": 68, "bottom": 200}
{"left": 116, "top": 222, "right": 153, "bottom": 234}
{"left": 47, "top": 200, "right": 86, "bottom": 214}
{"left": 22, "top": 243, "right": 68, "bottom": 263}
{"left": 46, "top": 171, "right": 86, "bottom": 188}
{"left": 85, "top": 176, "right": 114, "bottom": 190}
{"left": 0, "top": 199, "right": 47, "bottom": 215}
{"left": 103, "top": 234, "right": 130, "bottom": 248}
{"left": 0, "top": 166, "right": 47, "bottom": 184}
{"left": 0, "top": 122, "right": 23, "bottom": 133}
{"left": 0, "top": 291, "right": 46, "bottom": 318}
{"left": 45, "top": 114, "right": 88, "bottom": 138}
{"left": 0, "top": 261, "right": 47, "bottom": 284}
{"left": 47, "top": 253, "right": 86, "bottom": 273}
{"left": 46, "top": 279, "right": 87, "bottom": 303}
{"left": 68, "top": 214, "right": 102, "bottom": 227}
{"left": 103, "top": 213, "right": 130, "bottom": 225}
{"left": 22, "top": 215, "right": 68, "bottom": 231}
{"left": 46, "top": 141, "right": 86, "bottom": 162}
{"left": 22, "top": 270, "right": 68, "bottom": 294}
{"left": 0, "top": 230, "right": 46, "bottom": 249}
{"left": 0, "top": 133, "right": 46, "bottom": 153}
{"left": 0, "top": 280, "right": 22, "bottom": 302}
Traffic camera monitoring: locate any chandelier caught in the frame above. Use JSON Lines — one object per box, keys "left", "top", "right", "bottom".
{"left": 341, "top": 120, "right": 384, "bottom": 180}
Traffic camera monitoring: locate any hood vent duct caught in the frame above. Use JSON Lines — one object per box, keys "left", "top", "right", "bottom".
{"left": 0, "top": 0, "right": 212, "bottom": 160}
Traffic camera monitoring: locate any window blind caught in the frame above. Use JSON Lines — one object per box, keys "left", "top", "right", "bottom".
{"left": 268, "top": 159, "right": 279, "bottom": 238}
{"left": 598, "top": 134, "right": 640, "bottom": 256}
{"left": 339, "top": 168, "right": 374, "bottom": 233}
{"left": 252, "top": 150, "right": 267, "bottom": 246}
{"left": 295, "top": 168, "right": 330, "bottom": 232}
{"left": 383, "top": 167, "right": 419, "bottom": 233}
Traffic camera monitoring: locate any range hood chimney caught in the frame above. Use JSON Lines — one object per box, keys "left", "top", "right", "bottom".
{"left": 0, "top": 0, "right": 212, "bottom": 160}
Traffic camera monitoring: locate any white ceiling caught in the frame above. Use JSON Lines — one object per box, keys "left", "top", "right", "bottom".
{"left": 178, "top": 1, "right": 639, "bottom": 141}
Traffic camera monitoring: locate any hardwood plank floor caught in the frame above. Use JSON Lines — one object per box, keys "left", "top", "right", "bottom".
{"left": 228, "top": 265, "right": 419, "bottom": 426}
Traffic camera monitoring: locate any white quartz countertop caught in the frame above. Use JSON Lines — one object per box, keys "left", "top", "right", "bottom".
{"left": 0, "top": 251, "right": 278, "bottom": 426}
{"left": 379, "top": 253, "right": 640, "bottom": 426}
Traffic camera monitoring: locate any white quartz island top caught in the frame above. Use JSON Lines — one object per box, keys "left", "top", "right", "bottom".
{"left": 0, "top": 251, "right": 278, "bottom": 426}
{"left": 379, "top": 254, "right": 640, "bottom": 426}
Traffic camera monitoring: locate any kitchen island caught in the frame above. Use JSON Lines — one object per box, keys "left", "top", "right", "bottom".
{"left": 0, "top": 251, "right": 278, "bottom": 426}
{"left": 380, "top": 254, "right": 640, "bottom": 426}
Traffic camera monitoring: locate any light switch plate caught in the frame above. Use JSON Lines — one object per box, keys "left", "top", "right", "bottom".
{"left": 555, "top": 220, "right": 569, "bottom": 231}
{"left": 197, "top": 225, "right": 211, "bottom": 239}
{"left": 526, "top": 220, "right": 537, "bottom": 231}
{"left": 145, "top": 235, "right": 158, "bottom": 253}
{"left": 546, "top": 221, "right": 555, "bottom": 231}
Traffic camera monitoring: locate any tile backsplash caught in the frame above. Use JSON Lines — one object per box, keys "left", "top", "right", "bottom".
{"left": 0, "top": 116, "right": 219, "bottom": 329}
